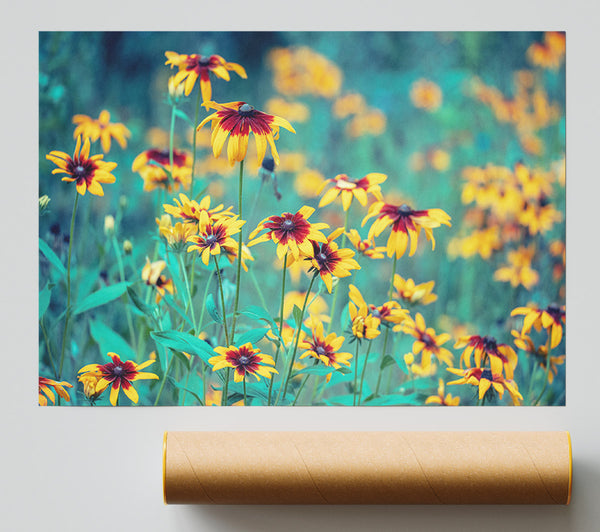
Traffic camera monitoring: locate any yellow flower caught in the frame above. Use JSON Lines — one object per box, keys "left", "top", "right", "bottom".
{"left": 72, "top": 110, "right": 131, "bottom": 153}
{"left": 77, "top": 369, "right": 104, "bottom": 402}
{"left": 392, "top": 274, "right": 437, "bottom": 305}
{"left": 345, "top": 109, "right": 387, "bottom": 138}
{"left": 446, "top": 367, "right": 523, "bottom": 405}
{"left": 299, "top": 320, "right": 352, "bottom": 370}
{"left": 454, "top": 334, "right": 518, "bottom": 380}
{"left": 197, "top": 101, "right": 295, "bottom": 166}
{"left": 38, "top": 377, "right": 73, "bottom": 406}
{"left": 163, "top": 193, "right": 233, "bottom": 227}
{"left": 46, "top": 136, "right": 117, "bottom": 196}
{"left": 410, "top": 79, "right": 442, "bottom": 111}
{"left": 332, "top": 93, "right": 367, "bottom": 118}
{"left": 156, "top": 214, "right": 198, "bottom": 252}
{"left": 348, "top": 300, "right": 381, "bottom": 340}
{"left": 284, "top": 291, "right": 329, "bottom": 323}
{"left": 294, "top": 168, "right": 326, "bottom": 199}
{"left": 78, "top": 353, "right": 158, "bottom": 406}
{"left": 186, "top": 216, "right": 245, "bottom": 266}
{"left": 248, "top": 206, "right": 328, "bottom": 262}
{"left": 209, "top": 343, "right": 277, "bottom": 383}
{"left": 363, "top": 201, "right": 451, "bottom": 258}
{"left": 165, "top": 51, "right": 247, "bottom": 102}
{"left": 494, "top": 245, "right": 539, "bottom": 290}
{"left": 348, "top": 284, "right": 409, "bottom": 327}
{"left": 141, "top": 259, "right": 174, "bottom": 303}
{"left": 400, "top": 313, "right": 454, "bottom": 370}
{"left": 345, "top": 229, "right": 386, "bottom": 259}
{"left": 265, "top": 97, "right": 310, "bottom": 123}
{"left": 132, "top": 148, "right": 192, "bottom": 192}
{"left": 318, "top": 172, "right": 386, "bottom": 211}
{"left": 511, "top": 304, "right": 565, "bottom": 349}
{"left": 425, "top": 379, "right": 460, "bottom": 406}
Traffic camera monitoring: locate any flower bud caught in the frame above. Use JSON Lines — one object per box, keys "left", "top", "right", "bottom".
{"left": 39, "top": 195, "right": 51, "bottom": 215}
{"left": 123, "top": 239, "right": 133, "bottom": 255}
{"left": 104, "top": 215, "right": 115, "bottom": 236}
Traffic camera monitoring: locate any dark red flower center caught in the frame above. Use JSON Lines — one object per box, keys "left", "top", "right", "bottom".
{"left": 311, "top": 243, "right": 337, "bottom": 272}
{"left": 315, "top": 346, "right": 326, "bottom": 356}
{"left": 101, "top": 359, "right": 137, "bottom": 382}
{"left": 420, "top": 332, "right": 436, "bottom": 348}
{"left": 481, "top": 368, "right": 493, "bottom": 381}
{"left": 482, "top": 335, "right": 497, "bottom": 352}
{"left": 67, "top": 158, "right": 96, "bottom": 183}
{"left": 546, "top": 303, "right": 564, "bottom": 322}
{"left": 265, "top": 213, "right": 311, "bottom": 245}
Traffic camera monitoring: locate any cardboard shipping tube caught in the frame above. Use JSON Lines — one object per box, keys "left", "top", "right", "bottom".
{"left": 163, "top": 431, "right": 572, "bottom": 505}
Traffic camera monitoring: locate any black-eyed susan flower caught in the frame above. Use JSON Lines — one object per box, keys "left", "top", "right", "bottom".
{"left": 299, "top": 320, "right": 352, "bottom": 370}
{"left": 78, "top": 353, "right": 158, "bottom": 406}
{"left": 362, "top": 201, "right": 451, "bottom": 258}
{"left": 410, "top": 79, "right": 442, "bottom": 111}
{"left": 72, "top": 110, "right": 131, "bottom": 153}
{"left": 141, "top": 258, "right": 175, "bottom": 303}
{"left": 454, "top": 334, "right": 518, "bottom": 379}
{"left": 511, "top": 330, "right": 565, "bottom": 384}
{"left": 518, "top": 199, "right": 562, "bottom": 236}
{"left": 132, "top": 148, "right": 192, "bottom": 192}
{"left": 446, "top": 367, "right": 523, "bottom": 405}
{"left": 77, "top": 368, "right": 104, "bottom": 402}
{"left": 305, "top": 228, "right": 361, "bottom": 293}
{"left": 400, "top": 313, "right": 454, "bottom": 370}
{"left": 392, "top": 274, "right": 438, "bottom": 306}
{"left": 38, "top": 377, "right": 73, "bottom": 406}
{"left": 165, "top": 51, "right": 247, "bottom": 101}
{"left": 186, "top": 216, "right": 245, "bottom": 266}
{"left": 318, "top": 172, "right": 387, "bottom": 211}
{"left": 425, "top": 378, "right": 460, "bottom": 406}
{"left": 494, "top": 245, "right": 539, "bottom": 290}
{"left": 209, "top": 343, "right": 277, "bottom": 383}
{"left": 511, "top": 303, "right": 566, "bottom": 349}
{"left": 46, "top": 136, "right": 117, "bottom": 196}
{"left": 163, "top": 193, "right": 233, "bottom": 227}
{"left": 348, "top": 284, "right": 409, "bottom": 327}
{"left": 348, "top": 300, "right": 381, "bottom": 341}
{"left": 248, "top": 206, "right": 328, "bottom": 261}
{"left": 197, "top": 101, "right": 295, "bottom": 166}
{"left": 156, "top": 214, "right": 198, "bottom": 253}
{"left": 345, "top": 229, "right": 387, "bottom": 259}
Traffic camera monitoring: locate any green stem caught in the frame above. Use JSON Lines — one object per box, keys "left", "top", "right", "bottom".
{"left": 268, "top": 252, "right": 288, "bottom": 405}
{"left": 243, "top": 377, "right": 247, "bottom": 406}
{"left": 358, "top": 341, "right": 373, "bottom": 405}
{"left": 59, "top": 192, "right": 79, "bottom": 380}
{"left": 40, "top": 318, "right": 58, "bottom": 378}
{"left": 189, "top": 88, "right": 202, "bottom": 199}
{"left": 230, "top": 160, "right": 245, "bottom": 343}
{"left": 326, "top": 208, "right": 350, "bottom": 334}
{"left": 169, "top": 104, "right": 176, "bottom": 178}
{"left": 187, "top": 254, "right": 198, "bottom": 315}
{"left": 534, "top": 344, "right": 553, "bottom": 406}
{"left": 154, "top": 352, "right": 176, "bottom": 406}
{"left": 222, "top": 368, "right": 231, "bottom": 406}
{"left": 178, "top": 253, "right": 197, "bottom": 333}
{"left": 214, "top": 256, "right": 230, "bottom": 346}
{"left": 374, "top": 255, "right": 398, "bottom": 396}
{"left": 292, "top": 374, "right": 310, "bottom": 406}
{"left": 111, "top": 235, "right": 137, "bottom": 354}
{"left": 353, "top": 341, "right": 360, "bottom": 406}
{"left": 249, "top": 267, "right": 269, "bottom": 312}
{"left": 279, "top": 274, "right": 317, "bottom": 402}
{"left": 197, "top": 270, "right": 213, "bottom": 331}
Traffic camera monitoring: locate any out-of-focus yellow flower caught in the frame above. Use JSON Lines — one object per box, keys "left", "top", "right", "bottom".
{"left": 518, "top": 200, "right": 562, "bottom": 236}
{"left": 527, "top": 32, "right": 565, "bottom": 70}
{"left": 265, "top": 97, "right": 310, "bottom": 123}
{"left": 447, "top": 227, "right": 502, "bottom": 260}
{"left": 277, "top": 152, "right": 307, "bottom": 173}
{"left": 511, "top": 303, "right": 565, "bottom": 349}
{"left": 410, "top": 152, "right": 426, "bottom": 172}
{"left": 454, "top": 334, "right": 518, "bottom": 379}
{"left": 345, "top": 109, "right": 387, "bottom": 137}
{"left": 268, "top": 46, "right": 342, "bottom": 98}
{"left": 332, "top": 93, "right": 367, "bottom": 118}
{"left": 294, "top": 168, "right": 326, "bottom": 198}
{"left": 428, "top": 148, "right": 451, "bottom": 171}
{"left": 410, "top": 79, "right": 442, "bottom": 111}
{"left": 494, "top": 245, "right": 539, "bottom": 290}
{"left": 284, "top": 291, "right": 329, "bottom": 323}
{"left": 318, "top": 173, "right": 387, "bottom": 211}
{"left": 132, "top": 148, "right": 192, "bottom": 192}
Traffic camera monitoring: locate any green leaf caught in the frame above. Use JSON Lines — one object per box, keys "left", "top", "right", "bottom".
{"left": 39, "top": 238, "right": 66, "bottom": 276}
{"left": 323, "top": 394, "right": 355, "bottom": 406}
{"left": 72, "top": 282, "right": 130, "bottom": 315}
{"left": 165, "top": 252, "right": 186, "bottom": 302}
{"left": 235, "top": 328, "right": 268, "bottom": 347}
{"left": 292, "top": 304, "right": 303, "bottom": 328}
{"left": 380, "top": 354, "right": 395, "bottom": 370}
{"left": 292, "top": 365, "right": 351, "bottom": 378}
{"left": 171, "top": 350, "right": 192, "bottom": 370}
{"left": 167, "top": 376, "right": 204, "bottom": 405}
{"left": 127, "top": 285, "right": 155, "bottom": 319}
{"left": 89, "top": 319, "right": 136, "bottom": 360}
{"left": 163, "top": 294, "right": 194, "bottom": 329}
{"left": 39, "top": 283, "right": 52, "bottom": 319}
{"left": 239, "top": 305, "right": 278, "bottom": 331}
{"left": 396, "top": 377, "right": 435, "bottom": 392}
{"left": 363, "top": 393, "right": 421, "bottom": 406}
{"left": 150, "top": 330, "right": 214, "bottom": 365}
{"left": 393, "top": 353, "right": 409, "bottom": 375}
{"left": 228, "top": 380, "right": 270, "bottom": 402}
{"left": 206, "top": 293, "right": 222, "bottom": 323}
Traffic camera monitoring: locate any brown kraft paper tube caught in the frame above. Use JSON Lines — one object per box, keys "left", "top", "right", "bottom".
{"left": 163, "top": 431, "right": 572, "bottom": 505}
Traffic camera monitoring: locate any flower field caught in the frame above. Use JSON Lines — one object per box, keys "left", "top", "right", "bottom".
{"left": 38, "top": 32, "right": 565, "bottom": 406}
